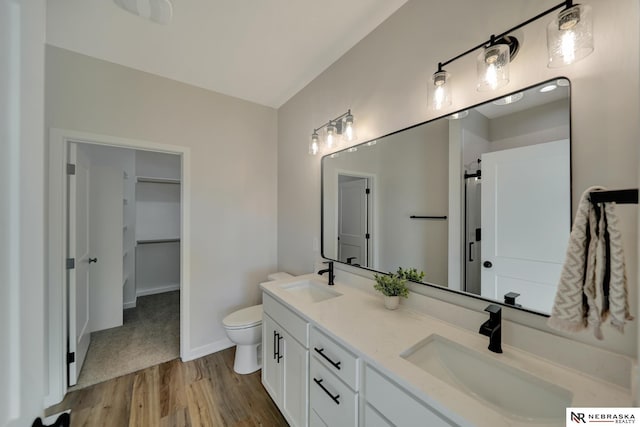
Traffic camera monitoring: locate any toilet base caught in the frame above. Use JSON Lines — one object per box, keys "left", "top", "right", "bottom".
{"left": 233, "top": 343, "right": 262, "bottom": 374}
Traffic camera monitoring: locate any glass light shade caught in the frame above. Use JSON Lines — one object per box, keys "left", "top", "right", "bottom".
{"left": 343, "top": 113, "right": 355, "bottom": 142}
{"left": 477, "top": 44, "right": 510, "bottom": 91}
{"left": 326, "top": 122, "right": 337, "bottom": 150}
{"left": 547, "top": 4, "right": 593, "bottom": 68}
{"left": 309, "top": 132, "right": 320, "bottom": 155}
{"left": 430, "top": 71, "right": 452, "bottom": 110}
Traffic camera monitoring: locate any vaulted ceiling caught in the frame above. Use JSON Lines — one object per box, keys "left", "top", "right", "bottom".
{"left": 46, "top": 0, "right": 409, "bottom": 108}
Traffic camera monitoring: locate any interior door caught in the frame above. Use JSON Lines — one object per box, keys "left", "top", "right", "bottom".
{"left": 89, "top": 165, "right": 123, "bottom": 332}
{"left": 338, "top": 177, "right": 369, "bottom": 266}
{"left": 67, "top": 142, "right": 91, "bottom": 386}
{"left": 481, "top": 140, "right": 570, "bottom": 312}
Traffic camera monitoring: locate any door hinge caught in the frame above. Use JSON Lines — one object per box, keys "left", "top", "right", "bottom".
{"left": 365, "top": 188, "right": 370, "bottom": 194}
{"left": 66, "top": 258, "right": 75, "bottom": 269}
{"left": 67, "top": 352, "right": 75, "bottom": 364}
{"left": 67, "top": 163, "right": 76, "bottom": 175}
{"left": 365, "top": 233, "right": 370, "bottom": 239}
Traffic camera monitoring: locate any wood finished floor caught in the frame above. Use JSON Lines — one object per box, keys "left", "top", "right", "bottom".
{"left": 46, "top": 347, "right": 288, "bottom": 427}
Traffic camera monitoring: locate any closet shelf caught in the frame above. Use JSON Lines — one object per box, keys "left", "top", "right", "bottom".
{"left": 136, "top": 176, "right": 181, "bottom": 185}
{"left": 137, "top": 238, "right": 180, "bottom": 245}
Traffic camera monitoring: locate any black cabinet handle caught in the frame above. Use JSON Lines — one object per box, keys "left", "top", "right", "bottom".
{"left": 483, "top": 261, "right": 493, "bottom": 268}
{"left": 313, "top": 378, "right": 340, "bottom": 405}
{"left": 89, "top": 257, "right": 98, "bottom": 264}
{"left": 468, "top": 242, "right": 474, "bottom": 262}
{"left": 314, "top": 347, "right": 341, "bottom": 370}
{"left": 273, "top": 331, "right": 278, "bottom": 360}
{"left": 276, "top": 333, "right": 283, "bottom": 363}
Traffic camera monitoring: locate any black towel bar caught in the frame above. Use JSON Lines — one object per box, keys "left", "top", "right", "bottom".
{"left": 589, "top": 189, "right": 638, "bottom": 205}
{"left": 409, "top": 215, "right": 448, "bottom": 220}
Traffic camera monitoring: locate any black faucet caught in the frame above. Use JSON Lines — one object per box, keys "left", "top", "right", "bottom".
{"left": 479, "top": 304, "right": 502, "bottom": 353}
{"left": 317, "top": 261, "right": 335, "bottom": 286}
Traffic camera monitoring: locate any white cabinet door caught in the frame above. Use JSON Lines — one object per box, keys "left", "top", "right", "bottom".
{"left": 282, "top": 329, "right": 309, "bottom": 427}
{"left": 261, "top": 314, "right": 283, "bottom": 404}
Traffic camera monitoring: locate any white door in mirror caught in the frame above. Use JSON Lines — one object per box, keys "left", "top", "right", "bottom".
{"left": 481, "top": 139, "right": 570, "bottom": 312}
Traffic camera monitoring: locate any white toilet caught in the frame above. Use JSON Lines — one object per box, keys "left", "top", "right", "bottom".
{"left": 223, "top": 272, "right": 292, "bottom": 374}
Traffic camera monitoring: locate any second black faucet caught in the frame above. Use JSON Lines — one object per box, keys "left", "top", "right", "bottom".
{"left": 317, "top": 261, "right": 335, "bottom": 285}
{"left": 479, "top": 304, "right": 502, "bottom": 353}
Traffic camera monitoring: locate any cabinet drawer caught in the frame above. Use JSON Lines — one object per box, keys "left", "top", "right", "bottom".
{"left": 263, "top": 293, "right": 308, "bottom": 347}
{"left": 310, "top": 326, "right": 359, "bottom": 391}
{"left": 364, "top": 404, "right": 393, "bottom": 427}
{"left": 310, "top": 356, "right": 357, "bottom": 427}
{"left": 365, "top": 365, "right": 456, "bottom": 427}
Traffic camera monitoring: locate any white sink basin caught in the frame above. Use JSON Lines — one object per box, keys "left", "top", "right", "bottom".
{"left": 280, "top": 280, "right": 342, "bottom": 303}
{"left": 401, "top": 334, "right": 572, "bottom": 422}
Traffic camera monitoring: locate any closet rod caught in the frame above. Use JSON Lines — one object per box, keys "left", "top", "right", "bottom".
{"left": 137, "top": 238, "right": 181, "bottom": 245}
{"left": 589, "top": 189, "right": 638, "bottom": 205}
{"left": 409, "top": 215, "right": 448, "bottom": 220}
{"left": 136, "top": 176, "right": 181, "bottom": 185}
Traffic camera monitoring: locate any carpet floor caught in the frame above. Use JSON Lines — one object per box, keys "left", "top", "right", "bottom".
{"left": 71, "top": 291, "right": 180, "bottom": 391}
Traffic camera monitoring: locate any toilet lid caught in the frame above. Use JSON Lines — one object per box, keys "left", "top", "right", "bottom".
{"left": 223, "top": 304, "right": 263, "bottom": 329}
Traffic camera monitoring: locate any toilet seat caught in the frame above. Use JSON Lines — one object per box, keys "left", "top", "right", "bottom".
{"left": 223, "top": 304, "right": 262, "bottom": 330}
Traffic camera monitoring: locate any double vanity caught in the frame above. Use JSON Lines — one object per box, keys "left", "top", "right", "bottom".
{"left": 261, "top": 273, "right": 632, "bottom": 427}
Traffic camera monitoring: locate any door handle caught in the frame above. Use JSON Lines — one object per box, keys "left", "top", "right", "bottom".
{"left": 468, "top": 242, "right": 474, "bottom": 262}
{"left": 88, "top": 257, "right": 98, "bottom": 264}
{"left": 483, "top": 261, "right": 493, "bottom": 268}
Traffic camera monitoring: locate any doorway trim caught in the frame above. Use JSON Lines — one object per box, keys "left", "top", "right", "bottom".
{"left": 46, "top": 128, "right": 191, "bottom": 406}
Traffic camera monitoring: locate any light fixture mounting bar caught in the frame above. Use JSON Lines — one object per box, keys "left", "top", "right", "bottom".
{"left": 439, "top": 0, "right": 573, "bottom": 69}
{"left": 313, "top": 109, "right": 352, "bottom": 133}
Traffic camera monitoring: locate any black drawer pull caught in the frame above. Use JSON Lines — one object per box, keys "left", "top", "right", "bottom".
{"left": 313, "top": 378, "right": 340, "bottom": 405}
{"left": 273, "top": 331, "right": 277, "bottom": 360}
{"left": 277, "top": 333, "right": 283, "bottom": 363}
{"left": 314, "top": 347, "right": 341, "bottom": 370}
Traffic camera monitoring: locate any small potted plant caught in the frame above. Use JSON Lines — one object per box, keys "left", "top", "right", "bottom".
{"left": 373, "top": 273, "right": 408, "bottom": 310}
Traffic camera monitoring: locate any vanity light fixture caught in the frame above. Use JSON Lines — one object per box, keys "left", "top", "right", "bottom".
{"left": 547, "top": 4, "right": 593, "bottom": 67}
{"left": 308, "top": 109, "right": 356, "bottom": 155}
{"left": 429, "top": 0, "right": 593, "bottom": 109}
{"left": 309, "top": 131, "right": 320, "bottom": 155}
{"left": 430, "top": 65, "right": 452, "bottom": 111}
{"left": 476, "top": 36, "right": 518, "bottom": 92}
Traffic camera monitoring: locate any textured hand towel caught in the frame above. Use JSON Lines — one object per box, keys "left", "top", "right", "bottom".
{"left": 548, "top": 186, "right": 633, "bottom": 339}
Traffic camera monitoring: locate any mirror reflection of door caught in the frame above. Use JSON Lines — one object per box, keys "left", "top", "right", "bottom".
{"left": 338, "top": 175, "right": 370, "bottom": 267}
{"left": 480, "top": 139, "right": 570, "bottom": 312}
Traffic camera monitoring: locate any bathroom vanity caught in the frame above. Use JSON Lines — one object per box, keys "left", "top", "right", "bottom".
{"left": 261, "top": 274, "right": 632, "bottom": 427}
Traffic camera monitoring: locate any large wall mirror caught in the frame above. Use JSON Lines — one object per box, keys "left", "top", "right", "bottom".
{"left": 322, "top": 78, "right": 571, "bottom": 315}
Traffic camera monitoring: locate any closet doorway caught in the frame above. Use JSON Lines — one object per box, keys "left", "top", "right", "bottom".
{"left": 67, "top": 143, "right": 182, "bottom": 389}
{"left": 47, "top": 128, "right": 191, "bottom": 404}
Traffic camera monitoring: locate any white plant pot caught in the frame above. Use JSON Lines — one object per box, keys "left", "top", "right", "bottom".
{"left": 384, "top": 295, "right": 400, "bottom": 310}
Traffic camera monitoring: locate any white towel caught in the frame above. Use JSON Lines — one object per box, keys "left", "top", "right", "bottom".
{"left": 548, "top": 186, "right": 633, "bottom": 339}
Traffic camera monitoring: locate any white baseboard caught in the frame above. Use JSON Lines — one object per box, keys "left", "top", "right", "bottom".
{"left": 182, "top": 337, "right": 234, "bottom": 362}
{"left": 123, "top": 299, "right": 137, "bottom": 309}
{"left": 136, "top": 282, "right": 180, "bottom": 297}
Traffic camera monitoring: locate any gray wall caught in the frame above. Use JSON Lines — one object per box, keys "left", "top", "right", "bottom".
{"left": 46, "top": 45, "right": 278, "bottom": 356}
{"left": 277, "top": 0, "right": 639, "bottom": 357}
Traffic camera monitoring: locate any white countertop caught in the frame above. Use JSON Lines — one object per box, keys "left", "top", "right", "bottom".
{"left": 261, "top": 273, "right": 633, "bottom": 427}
